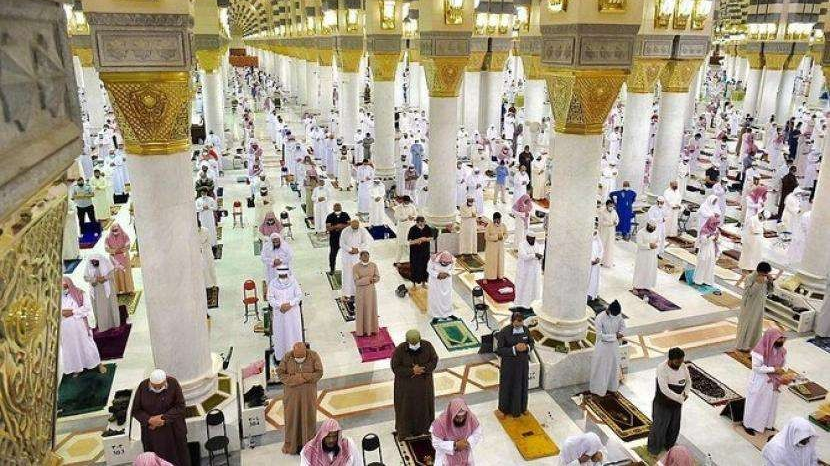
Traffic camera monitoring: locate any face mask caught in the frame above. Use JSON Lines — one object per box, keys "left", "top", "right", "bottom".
{"left": 408, "top": 343, "right": 421, "bottom": 351}
{"left": 62, "top": 289, "right": 69, "bottom": 296}
{"left": 360, "top": 259, "right": 369, "bottom": 265}
{"left": 294, "top": 357, "right": 306, "bottom": 364}
{"left": 149, "top": 384, "right": 167, "bottom": 393}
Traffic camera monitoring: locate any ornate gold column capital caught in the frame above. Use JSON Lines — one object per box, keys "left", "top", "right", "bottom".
{"left": 306, "top": 48, "right": 319, "bottom": 63}
{"left": 71, "top": 46, "right": 94, "bottom": 67}
{"left": 422, "top": 56, "right": 469, "bottom": 98}
{"left": 745, "top": 52, "right": 763, "bottom": 70}
{"left": 521, "top": 54, "right": 543, "bottom": 80}
{"left": 626, "top": 58, "right": 666, "bottom": 94}
{"left": 318, "top": 48, "right": 334, "bottom": 66}
{"left": 408, "top": 48, "right": 420, "bottom": 63}
{"left": 195, "top": 48, "right": 225, "bottom": 73}
{"left": 822, "top": 66, "right": 830, "bottom": 84}
{"left": 543, "top": 67, "right": 627, "bottom": 135}
{"left": 658, "top": 59, "right": 701, "bottom": 93}
{"left": 338, "top": 49, "right": 363, "bottom": 73}
{"left": 370, "top": 52, "right": 401, "bottom": 82}
{"left": 466, "top": 52, "right": 486, "bottom": 72}
{"left": 100, "top": 71, "right": 192, "bottom": 156}
{"left": 763, "top": 53, "right": 790, "bottom": 70}
{"left": 482, "top": 51, "right": 509, "bottom": 72}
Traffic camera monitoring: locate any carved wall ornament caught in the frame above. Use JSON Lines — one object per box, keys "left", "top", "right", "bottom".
{"left": 763, "top": 53, "right": 792, "bottom": 71}
{"left": 744, "top": 52, "right": 763, "bottom": 70}
{"left": 543, "top": 67, "right": 627, "bottom": 135}
{"left": 422, "top": 56, "right": 469, "bottom": 98}
{"left": 658, "top": 59, "right": 701, "bottom": 93}
{"left": 101, "top": 71, "right": 192, "bottom": 156}
{"left": 369, "top": 52, "right": 401, "bottom": 82}
{"left": 626, "top": 58, "right": 666, "bottom": 93}
{"left": 521, "top": 55, "right": 543, "bottom": 80}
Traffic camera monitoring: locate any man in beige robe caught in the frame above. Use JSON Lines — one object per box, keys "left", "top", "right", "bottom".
{"left": 459, "top": 197, "right": 478, "bottom": 256}
{"left": 484, "top": 212, "right": 507, "bottom": 282}
{"left": 353, "top": 250, "right": 380, "bottom": 336}
{"left": 277, "top": 342, "right": 324, "bottom": 455}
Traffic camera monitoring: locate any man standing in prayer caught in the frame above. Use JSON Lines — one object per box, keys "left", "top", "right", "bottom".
{"left": 589, "top": 300, "right": 625, "bottom": 397}
{"left": 663, "top": 181, "right": 683, "bottom": 238}
{"left": 277, "top": 342, "right": 323, "bottom": 454}
{"left": 300, "top": 419, "right": 361, "bottom": 466}
{"left": 198, "top": 223, "right": 217, "bottom": 289}
{"left": 340, "top": 219, "right": 372, "bottom": 303}
{"left": 632, "top": 221, "right": 659, "bottom": 291}
{"left": 70, "top": 177, "right": 96, "bottom": 228}
{"left": 599, "top": 200, "right": 619, "bottom": 267}
{"left": 267, "top": 266, "right": 304, "bottom": 362}
{"left": 356, "top": 160, "right": 375, "bottom": 216}
{"left": 761, "top": 417, "right": 818, "bottom": 466}
{"left": 587, "top": 230, "right": 604, "bottom": 301}
{"left": 312, "top": 179, "right": 331, "bottom": 235}
{"left": 647, "top": 197, "right": 668, "bottom": 253}
{"left": 407, "top": 216, "right": 433, "bottom": 287}
{"left": 647, "top": 347, "right": 691, "bottom": 456}
{"left": 83, "top": 254, "right": 120, "bottom": 332}
{"left": 325, "top": 204, "right": 351, "bottom": 274}
{"left": 693, "top": 216, "right": 721, "bottom": 287}
{"left": 393, "top": 197, "right": 417, "bottom": 265}
{"left": 61, "top": 277, "right": 104, "bottom": 375}
{"left": 515, "top": 233, "right": 543, "bottom": 311}
{"left": 391, "top": 330, "right": 439, "bottom": 439}
{"left": 104, "top": 223, "right": 135, "bottom": 295}
{"left": 743, "top": 328, "right": 792, "bottom": 435}
{"left": 132, "top": 370, "right": 189, "bottom": 466}
{"left": 512, "top": 165, "right": 530, "bottom": 205}
{"left": 430, "top": 398, "right": 483, "bottom": 465}
{"left": 483, "top": 212, "right": 508, "bottom": 283}
{"left": 609, "top": 181, "right": 637, "bottom": 239}
{"left": 90, "top": 169, "right": 112, "bottom": 223}
{"left": 368, "top": 179, "right": 385, "bottom": 227}
{"left": 261, "top": 233, "right": 293, "bottom": 286}
{"left": 777, "top": 165, "right": 799, "bottom": 220}
{"left": 458, "top": 197, "right": 478, "bottom": 257}
{"left": 195, "top": 189, "right": 218, "bottom": 249}
{"left": 427, "top": 251, "right": 456, "bottom": 323}
{"left": 557, "top": 432, "right": 605, "bottom": 466}
{"left": 736, "top": 262, "right": 777, "bottom": 351}
{"left": 531, "top": 155, "right": 547, "bottom": 200}
{"left": 496, "top": 312, "right": 533, "bottom": 418}
{"left": 353, "top": 251, "right": 380, "bottom": 337}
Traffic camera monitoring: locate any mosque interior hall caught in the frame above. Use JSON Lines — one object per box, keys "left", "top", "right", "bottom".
{"left": 7, "top": 0, "right": 830, "bottom": 464}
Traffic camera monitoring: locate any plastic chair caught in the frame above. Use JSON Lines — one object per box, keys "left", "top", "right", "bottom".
{"left": 361, "top": 433, "right": 384, "bottom": 466}
{"left": 232, "top": 200, "right": 244, "bottom": 228}
{"left": 280, "top": 211, "right": 294, "bottom": 240}
{"left": 242, "top": 280, "right": 260, "bottom": 323}
{"left": 204, "top": 409, "right": 229, "bottom": 466}
{"left": 471, "top": 286, "right": 490, "bottom": 331}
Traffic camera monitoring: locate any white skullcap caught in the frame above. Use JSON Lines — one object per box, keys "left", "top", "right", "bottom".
{"left": 149, "top": 369, "right": 166, "bottom": 384}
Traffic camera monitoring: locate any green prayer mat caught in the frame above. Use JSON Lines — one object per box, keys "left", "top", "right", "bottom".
{"left": 57, "top": 363, "right": 117, "bottom": 417}
{"left": 457, "top": 254, "right": 485, "bottom": 273}
{"left": 326, "top": 270, "right": 342, "bottom": 291}
{"left": 118, "top": 290, "right": 142, "bottom": 315}
{"left": 431, "top": 319, "right": 480, "bottom": 351}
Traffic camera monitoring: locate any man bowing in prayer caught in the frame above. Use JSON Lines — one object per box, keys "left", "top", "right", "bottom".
{"left": 428, "top": 251, "right": 456, "bottom": 323}
{"left": 391, "top": 330, "right": 439, "bottom": 439}
{"left": 267, "top": 266, "right": 304, "bottom": 363}
{"left": 132, "top": 370, "right": 189, "bottom": 466}
{"left": 515, "top": 233, "right": 543, "bottom": 312}
{"left": 430, "top": 398, "right": 483, "bottom": 466}
{"left": 496, "top": 312, "right": 533, "bottom": 418}
{"left": 556, "top": 432, "right": 605, "bottom": 466}
{"left": 278, "top": 342, "right": 323, "bottom": 454}
{"left": 300, "top": 419, "right": 362, "bottom": 466}
{"left": 589, "top": 300, "right": 625, "bottom": 397}
{"left": 340, "top": 219, "right": 372, "bottom": 304}
{"left": 261, "top": 233, "right": 293, "bottom": 286}
{"left": 609, "top": 181, "right": 637, "bottom": 239}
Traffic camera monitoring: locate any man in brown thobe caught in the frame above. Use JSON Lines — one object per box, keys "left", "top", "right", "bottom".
{"left": 484, "top": 212, "right": 507, "bottom": 282}
{"left": 132, "top": 370, "right": 190, "bottom": 466}
{"left": 391, "top": 329, "right": 439, "bottom": 438}
{"left": 353, "top": 250, "right": 380, "bottom": 336}
{"left": 277, "top": 342, "right": 324, "bottom": 454}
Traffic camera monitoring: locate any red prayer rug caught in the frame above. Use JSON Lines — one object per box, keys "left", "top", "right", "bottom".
{"left": 476, "top": 278, "right": 515, "bottom": 303}
{"left": 352, "top": 327, "right": 396, "bottom": 362}
{"left": 93, "top": 324, "right": 132, "bottom": 360}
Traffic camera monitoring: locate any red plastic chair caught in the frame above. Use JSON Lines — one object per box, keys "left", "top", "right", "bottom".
{"left": 242, "top": 280, "right": 260, "bottom": 323}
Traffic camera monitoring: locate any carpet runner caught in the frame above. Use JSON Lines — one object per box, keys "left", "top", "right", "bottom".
{"left": 118, "top": 290, "right": 142, "bottom": 315}
{"left": 808, "top": 336, "right": 830, "bottom": 355}
{"left": 630, "top": 289, "right": 681, "bottom": 312}
{"left": 476, "top": 278, "right": 515, "bottom": 303}
{"left": 456, "top": 254, "right": 485, "bottom": 273}
{"left": 352, "top": 327, "right": 396, "bottom": 362}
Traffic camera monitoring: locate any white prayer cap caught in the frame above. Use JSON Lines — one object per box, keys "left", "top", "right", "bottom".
{"left": 149, "top": 369, "right": 166, "bottom": 384}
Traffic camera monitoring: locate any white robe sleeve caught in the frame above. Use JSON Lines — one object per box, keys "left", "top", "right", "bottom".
{"left": 431, "top": 434, "right": 457, "bottom": 459}
{"left": 751, "top": 352, "right": 776, "bottom": 374}
{"left": 467, "top": 424, "right": 484, "bottom": 452}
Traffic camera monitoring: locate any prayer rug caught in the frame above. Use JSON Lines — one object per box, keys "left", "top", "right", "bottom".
{"left": 335, "top": 298, "right": 355, "bottom": 322}
{"left": 79, "top": 221, "right": 102, "bottom": 249}
{"left": 679, "top": 268, "right": 720, "bottom": 294}
{"left": 809, "top": 413, "right": 830, "bottom": 432}
{"left": 216, "top": 225, "right": 222, "bottom": 240}
{"left": 118, "top": 290, "right": 142, "bottom": 315}
{"left": 113, "top": 193, "right": 129, "bottom": 204}
{"left": 632, "top": 445, "right": 664, "bottom": 466}
{"left": 431, "top": 319, "right": 480, "bottom": 351}
{"left": 368, "top": 224, "right": 397, "bottom": 240}
{"left": 206, "top": 286, "right": 219, "bottom": 309}
{"left": 657, "top": 258, "right": 681, "bottom": 274}
{"left": 352, "top": 327, "right": 396, "bottom": 362}
{"left": 580, "top": 392, "right": 652, "bottom": 441}
{"left": 93, "top": 325, "right": 132, "bottom": 360}
{"left": 325, "top": 270, "right": 342, "bottom": 291}
{"left": 63, "top": 259, "right": 81, "bottom": 274}
{"left": 456, "top": 254, "right": 485, "bottom": 273}
{"left": 57, "top": 363, "right": 117, "bottom": 417}
{"left": 395, "top": 262, "right": 412, "bottom": 281}
{"left": 644, "top": 321, "right": 737, "bottom": 353}
{"left": 725, "top": 350, "right": 753, "bottom": 370}
{"left": 732, "top": 423, "right": 776, "bottom": 451}
{"left": 476, "top": 278, "right": 515, "bottom": 303}
{"left": 686, "top": 362, "right": 742, "bottom": 406}
{"left": 213, "top": 244, "right": 223, "bottom": 260}
{"left": 393, "top": 432, "right": 436, "bottom": 466}
{"left": 409, "top": 286, "right": 428, "bottom": 313}
{"left": 666, "top": 236, "right": 695, "bottom": 250}
{"left": 763, "top": 230, "right": 778, "bottom": 238}
{"left": 630, "top": 289, "right": 681, "bottom": 312}
{"left": 719, "top": 228, "right": 741, "bottom": 242}
{"left": 723, "top": 249, "right": 741, "bottom": 261}
{"left": 306, "top": 232, "right": 328, "bottom": 249}
{"left": 587, "top": 297, "right": 609, "bottom": 314}
{"left": 130, "top": 254, "right": 140, "bottom": 268}
{"left": 808, "top": 336, "right": 830, "bottom": 355}
{"left": 495, "top": 411, "right": 559, "bottom": 460}
{"left": 702, "top": 291, "right": 742, "bottom": 309}
{"left": 534, "top": 198, "right": 549, "bottom": 209}
{"left": 716, "top": 255, "right": 741, "bottom": 272}
{"left": 788, "top": 381, "right": 828, "bottom": 402}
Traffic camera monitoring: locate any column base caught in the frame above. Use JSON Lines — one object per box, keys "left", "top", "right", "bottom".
{"left": 374, "top": 167, "right": 396, "bottom": 180}
{"left": 535, "top": 310, "right": 590, "bottom": 343}
{"left": 535, "top": 345, "right": 593, "bottom": 389}
{"left": 795, "top": 270, "right": 827, "bottom": 300}
{"left": 180, "top": 370, "right": 219, "bottom": 405}
{"left": 424, "top": 212, "right": 456, "bottom": 229}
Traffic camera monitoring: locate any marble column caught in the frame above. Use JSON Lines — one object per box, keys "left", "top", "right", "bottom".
{"left": 201, "top": 70, "right": 224, "bottom": 145}
{"left": 72, "top": 55, "right": 84, "bottom": 89}
{"left": 540, "top": 69, "right": 627, "bottom": 342}
{"left": 618, "top": 59, "right": 664, "bottom": 193}
{"left": 422, "top": 57, "right": 468, "bottom": 227}
{"left": 82, "top": 66, "right": 106, "bottom": 130}
{"left": 743, "top": 57, "right": 763, "bottom": 116}
{"left": 797, "top": 123, "right": 830, "bottom": 291}
{"left": 758, "top": 53, "right": 790, "bottom": 123}
{"left": 370, "top": 52, "right": 401, "bottom": 179}
{"left": 318, "top": 51, "right": 335, "bottom": 118}
{"left": 480, "top": 52, "right": 507, "bottom": 133}
{"left": 808, "top": 63, "right": 825, "bottom": 105}
{"left": 463, "top": 67, "right": 482, "bottom": 133}
{"left": 297, "top": 58, "right": 308, "bottom": 106}
{"left": 738, "top": 56, "right": 749, "bottom": 83}
{"left": 651, "top": 60, "right": 700, "bottom": 195}
{"left": 339, "top": 49, "right": 362, "bottom": 145}
{"left": 101, "top": 71, "right": 215, "bottom": 404}
{"left": 521, "top": 54, "right": 546, "bottom": 137}
{"left": 408, "top": 59, "right": 421, "bottom": 109}
{"left": 306, "top": 58, "right": 320, "bottom": 110}
{"left": 776, "top": 66, "right": 798, "bottom": 121}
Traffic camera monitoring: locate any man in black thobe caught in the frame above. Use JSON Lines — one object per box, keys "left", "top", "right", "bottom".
{"left": 495, "top": 312, "right": 534, "bottom": 418}
{"left": 132, "top": 370, "right": 190, "bottom": 466}
{"left": 647, "top": 347, "right": 691, "bottom": 455}
{"left": 407, "top": 216, "right": 433, "bottom": 286}
{"left": 325, "top": 203, "right": 351, "bottom": 273}
{"left": 518, "top": 146, "right": 534, "bottom": 191}
{"left": 777, "top": 164, "right": 799, "bottom": 220}
{"left": 390, "top": 329, "right": 439, "bottom": 438}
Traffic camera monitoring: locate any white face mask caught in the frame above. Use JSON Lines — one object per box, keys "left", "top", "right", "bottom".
{"left": 408, "top": 343, "right": 421, "bottom": 351}
{"left": 149, "top": 384, "right": 167, "bottom": 393}
{"left": 360, "top": 259, "right": 369, "bottom": 265}
{"left": 294, "top": 357, "right": 306, "bottom": 364}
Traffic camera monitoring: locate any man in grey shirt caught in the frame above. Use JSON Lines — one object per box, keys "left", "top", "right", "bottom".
{"left": 70, "top": 178, "right": 96, "bottom": 228}
{"left": 361, "top": 133, "right": 374, "bottom": 161}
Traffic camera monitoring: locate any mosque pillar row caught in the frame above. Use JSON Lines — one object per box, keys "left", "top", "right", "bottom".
{"left": 807, "top": 47, "right": 825, "bottom": 105}
{"left": 369, "top": 49, "right": 402, "bottom": 179}
{"left": 757, "top": 52, "right": 789, "bottom": 123}
{"left": 89, "top": 9, "right": 216, "bottom": 404}
{"left": 480, "top": 48, "right": 509, "bottom": 134}
{"left": 306, "top": 47, "right": 320, "bottom": 111}
{"left": 775, "top": 48, "right": 804, "bottom": 122}
{"left": 73, "top": 47, "right": 107, "bottom": 131}
{"left": 650, "top": 59, "right": 701, "bottom": 195}
{"left": 742, "top": 50, "right": 763, "bottom": 116}
{"left": 318, "top": 45, "right": 336, "bottom": 118}
{"left": 296, "top": 53, "right": 308, "bottom": 106}
{"left": 422, "top": 51, "right": 469, "bottom": 227}
{"left": 540, "top": 67, "right": 628, "bottom": 342}
{"left": 617, "top": 58, "right": 665, "bottom": 194}
{"left": 520, "top": 53, "right": 547, "bottom": 139}
{"left": 337, "top": 43, "right": 363, "bottom": 145}
{"left": 463, "top": 50, "right": 485, "bottom": 133}
{"left": 196, "top": 47, "right": 227, "bottom": 147}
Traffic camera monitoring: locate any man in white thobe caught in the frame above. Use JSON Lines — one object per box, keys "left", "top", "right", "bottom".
{"left": 394, "top": 197, "right": 418, "bottom": 264}
{"left": 515, "top": 233, "right": 543, "bottom": 310}
{"left": 312, "top": 179, "right": 331, "bottom": 234}
{"left": 646, "top": 197, "right": 667, "bottom": 253}
{"left": 632, "top": 221, "right": 659, "bottom": 291}
{"left": 205, "top": 130, "right": 223, "bottom": 152}
{"left": 61, "top": 277, "right": 104, "bottom": 375}
{"left": 368, "top": 180, "right": 386, "bottom": 227}
{"left": 587, "top": 231, "right": 604, "bottom": 300}
{"left": 589, "top": 300, "right": 625, "bottom": 397}
{"left": 355, "top": 162, "right": 375, "bottom": 215}
{"left": 458, "top": 198, "right": 479, "bottom": 256}
{"left": 428, "top": 251, "right": 456, "bottom": 322}
{"left": 599, "top": 200, "right": 619, "bottom": 267}
{"left": 261, "top": 233, "right": 294, "bottom": 285}
{"left": 339, "top": 220, "right": 372, "bottom": 301}
{"left": 512, "top": 166, "right": 530, "bottom": 205}
{"left": 663, "top": 181, "right": 683, "bottom": 238}
{"left": 90, "top": 169, "right": 113, "bottom": 221}
{"left": 531, "top": 156, "right": 547, "bottom": 200}
{"left": 466, "top": 168, "right": 485, "bottom": 213}
{"left": 266, "top": 266, "right": 304, "bottom": 361}
{"left": 455, "top": 164, "right": 468, "bottom": 208}
{"left": 195, "top": 190, "right": 218, "bottom": 247}
{"left": 108, "top": 149, "right": 128, "bottom": 196}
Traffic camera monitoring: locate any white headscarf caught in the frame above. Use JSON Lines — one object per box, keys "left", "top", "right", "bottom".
{"left": 557, "top": 432, "right": 604, "bottom": 465}
{"left": 84, "top": 253, "right": 115, "bottom": 296}
{"left": 761, "top": 418, "right": 818, "bottom": 466}
{"left": 698, "top": 194, "right": 721, "bottom": 220}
